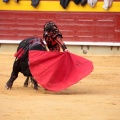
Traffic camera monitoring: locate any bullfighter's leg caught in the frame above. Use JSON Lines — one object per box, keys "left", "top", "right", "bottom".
{"left": 5, "top": 59, "right": 20, "bottom": 89}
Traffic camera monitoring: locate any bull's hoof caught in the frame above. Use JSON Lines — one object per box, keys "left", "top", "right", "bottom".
{"left": 34, "top": 86, "right": 38, "bottom": 90}
{"left": 24, "top": 83, "right": 28, "bottom": 87}
{"left": 5, "top": 84, "right": 12, "bottom": 89}
{"left": 34, "top": 84, "right": 39, "bottom": 90}
{"left": 24, "top": 85, "right": 28, "bottom": 87}
{"left": 5, "top": 82, "right": 13, "bottom": 90}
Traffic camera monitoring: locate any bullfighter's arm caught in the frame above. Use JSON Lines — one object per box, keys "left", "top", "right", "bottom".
{"left": 55, "top": 36, "right": 67, "bottom": 51}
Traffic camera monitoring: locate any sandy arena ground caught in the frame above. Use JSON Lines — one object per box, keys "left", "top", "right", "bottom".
{"left": 0, "top": 53, "right": 120, "bottom": 120}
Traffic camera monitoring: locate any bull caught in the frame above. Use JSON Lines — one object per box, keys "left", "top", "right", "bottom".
{"left": 5, "top": 37, "right": 47, "bottom": 90}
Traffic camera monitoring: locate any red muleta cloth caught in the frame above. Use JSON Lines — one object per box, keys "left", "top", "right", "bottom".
{"left": 29, "top": 51, "right": 94, "bottom": 92}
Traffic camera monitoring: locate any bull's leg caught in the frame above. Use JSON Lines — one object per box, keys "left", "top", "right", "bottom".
{"left": 6, "top": 72, "right": 18, "bottom": 89}
{"left": 5, "top": 59, "right": 20, "bottom": 89}
{"left": 30, "top": 77, "right": 39, "bottom": 90}
{"left": 24, "top": 76, "right": 29, "bottom": 87}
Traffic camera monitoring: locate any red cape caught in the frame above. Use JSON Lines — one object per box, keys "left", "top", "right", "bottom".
{"left": 29, "top": 51, "right": 94, "bottom": 92}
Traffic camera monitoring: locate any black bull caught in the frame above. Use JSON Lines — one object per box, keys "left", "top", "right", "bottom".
{"left": 6, "top": 37, "right": 47, "bottom": 90}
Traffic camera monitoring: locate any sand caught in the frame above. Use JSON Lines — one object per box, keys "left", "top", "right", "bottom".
{"left": 0, "top": 53, "right": 120, "bottom": 120}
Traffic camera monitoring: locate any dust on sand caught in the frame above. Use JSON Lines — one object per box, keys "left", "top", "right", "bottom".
{"left": 0, "top": 53, "right": 120, "bottom": 120}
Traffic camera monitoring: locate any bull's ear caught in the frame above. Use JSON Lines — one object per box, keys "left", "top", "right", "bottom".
{"left": 31, "top": 0, "right": 40, "bottom": 8}
{"left": 60, "top": 0, "right": 70, "bottom": 9}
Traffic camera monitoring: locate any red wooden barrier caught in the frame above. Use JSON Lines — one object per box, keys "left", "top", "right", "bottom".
{"left": 0, "top": 11, "right": 120, "bottom": 42}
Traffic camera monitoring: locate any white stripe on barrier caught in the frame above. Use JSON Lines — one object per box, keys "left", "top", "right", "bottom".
{"left": 0, "top": 40, "right": 120, "bottom": 46}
